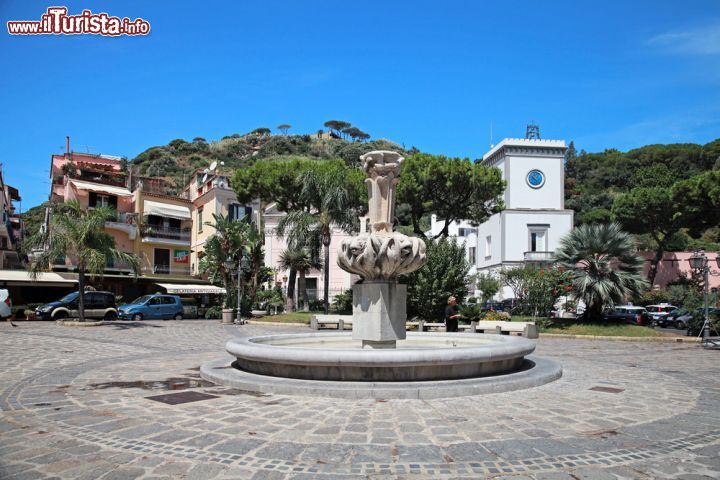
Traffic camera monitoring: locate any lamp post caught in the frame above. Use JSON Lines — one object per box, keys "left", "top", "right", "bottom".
{"left": 687, "top": 250, "right": 720, "bottom": 343}
{"left": 237, "top": 255, "right": 250, "bottom": 324}
{"left": 223, "top": 255, "right": 250, "bottom": 325}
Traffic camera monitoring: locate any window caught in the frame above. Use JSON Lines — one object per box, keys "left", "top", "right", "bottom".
{"left": 468, "top": 247, "right": 476, "bottom": 264}
{"left": 485, "top": 236, "right": 492, "bottom": 257}
{"left": 228, "top": 204, "right": 251, "bottom": 222}
{"left": 89, "top": 192, "right": 116, "bottom": 209}
{"left": 529, "top": 229, "right": 547, "bottom": 252}
{"left": 197, "top": 207, "right": 203, "bottom": 232}
{"left": 458, "top": 227, "right": 472, "bottom": 237}
{"left": 96, "top": 195, "right": 110, "bottom": 208}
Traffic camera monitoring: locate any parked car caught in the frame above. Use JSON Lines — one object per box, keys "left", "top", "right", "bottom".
{"left": 657, "top": 308, "right": 689, "bottom": 328}
{"left": 645, "top": 304, "right": 678, "bottom": 325}
{"left": 672, "top": 309, "right": 696, "bottom": 330}
{"left": 482, "top": 301, "right": 507, "bottom": 312}
{"left": 602, "top": 306, "right": 651, "bottom": 325}
{"left": 118, "top": 294, "right": 184, "bottom": 320}
{"left": 35, "top": 291, "right": 118, "bottom": 320}
{"left": 0, "top": 289, "right": 12, "bottom": 320}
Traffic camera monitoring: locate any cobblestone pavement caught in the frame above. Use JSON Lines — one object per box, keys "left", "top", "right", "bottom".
{"left": 1, "top": 320, "right": 719, "bottom": 479}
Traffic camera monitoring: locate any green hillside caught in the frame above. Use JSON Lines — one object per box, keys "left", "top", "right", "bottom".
{"left": 130, "top": 129, "right": 407, "bottom": 193}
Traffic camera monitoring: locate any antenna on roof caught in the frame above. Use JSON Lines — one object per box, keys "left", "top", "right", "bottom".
{"left": 525, "top": 123, "right": 540, "bottom": 139}
{"left": 201, "top": 168, "right": 209, "bottom": 184}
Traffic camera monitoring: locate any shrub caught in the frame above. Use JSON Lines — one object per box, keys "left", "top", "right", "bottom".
{"left": 204, "top": 305, "right": 222, "bottom": 319}
{"left": 637, "top": 289, "right": 670, "bottom": 306}
{"left": 331, "top": 289, "right": 353, "bottom": 314}
{"left": 483, "top": 311, "right": 511, "bottom": 321}
{"left": 688, "top": 309, "right": 720, "bottom": 336}
{"left": 500, "top": 265, "right": 573, "bottom": 317}
{"left": 403, "top": 237, "right": 471, "bottom": 321}
{"left": 309, "top": 299, "right": 325, "bottom": 311}
{"left": 459, "top": 303, "right": 483, "bottom": 323}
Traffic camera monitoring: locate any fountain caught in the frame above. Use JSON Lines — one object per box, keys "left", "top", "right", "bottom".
{"left": 201, "top": 151, "right": 561, "bottom": 399}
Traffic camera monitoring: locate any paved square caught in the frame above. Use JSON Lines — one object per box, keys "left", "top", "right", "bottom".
{"left": 1, "top": 320, "right": 719, "bottom": 479}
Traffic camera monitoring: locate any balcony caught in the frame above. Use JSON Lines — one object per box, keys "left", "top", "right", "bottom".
{"left": 140, "top": 225, "right": 191, "bottom": 244}
{"left": 106, "top": 212, "right": 138, "bottom": 240}
{"left": 105, "top": 258, "right": 136, "bottom": 274}
{"left": 142, "top": 265, "right": 192, "bottom": 277}
{"left": 524, "top": 251, "right": 555, "bottom": 263}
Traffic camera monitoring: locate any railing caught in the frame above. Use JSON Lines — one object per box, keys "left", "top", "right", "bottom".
{"left": 142, "top": 265, "right": 192, "bottom": 276}
{"left": 524, "top": 251, "right": 555, "bottom": 262}
{"left": 105, "top": 259, "right": 135, "bottom": 272}
{"left": 140, "top": 225, "right": 191, "bottom": 242}
{"left": 108, "top": 212, "right": 138, "bottom": 224}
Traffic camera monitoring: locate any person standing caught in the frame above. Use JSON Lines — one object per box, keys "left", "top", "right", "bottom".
{"left": 445, "top": 296, "right": 461, "bottom": 332}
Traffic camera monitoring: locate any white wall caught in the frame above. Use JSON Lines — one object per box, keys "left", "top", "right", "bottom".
{"left": 502, "top": 210, "right": 574, "bottom": 263}
{"left": 505, "top": 154, "right": 564, "bottom": 210}
{"left": 475, "top": 214, "right": 502, "bottom": 269}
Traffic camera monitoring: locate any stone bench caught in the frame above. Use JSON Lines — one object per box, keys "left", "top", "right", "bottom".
{"left": 310, "top": 315, "right": 353, "bottom": 330}
{"left": 406, "top": 321, "right": 445, "bottom": 332}
{"left": 460, "top": 320, "right": 539, "bottom": 339}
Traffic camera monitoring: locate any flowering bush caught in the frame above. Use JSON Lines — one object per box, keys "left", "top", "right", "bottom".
{"left": 499, "top": 265, "right": 574, "bottom": 317}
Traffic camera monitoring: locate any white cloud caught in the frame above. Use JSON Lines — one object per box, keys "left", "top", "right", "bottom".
{"left": 647, "top": 23, "right": 720, "bottom": 55}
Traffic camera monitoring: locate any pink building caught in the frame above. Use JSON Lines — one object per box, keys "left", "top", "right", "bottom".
{"left": 262, "top": 203, "right": 359, "bottom": 304}
{"left": 639, "top": 251, "right": 720, "bottom": 290}
{"left": 49, "top": 151, "right": 138, "bottom": 273}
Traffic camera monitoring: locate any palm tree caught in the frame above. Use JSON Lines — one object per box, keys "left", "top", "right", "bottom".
{"left": 276, "top": 166, "right": 358, "bottom": 313}
{"left": 198, "top": 214, "right": 254, "bottom": 310}
{"left": 278, "top": 248, "right": 318, "bottom": 312}
{"left": 29, "top": 200, "right": 138, "bottom": 322}
{"left": 555, "top": 223, "right": 647, "bottom": 322}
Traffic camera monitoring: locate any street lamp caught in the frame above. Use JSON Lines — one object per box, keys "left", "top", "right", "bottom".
{"left": 225, "top": 255, "right": 251, "bottom": 325}
{"left": 687, "top": 250, "right": 720, "bottom": 343}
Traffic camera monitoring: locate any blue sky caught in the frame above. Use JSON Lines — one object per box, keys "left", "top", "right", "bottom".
{"left": 1, "top": 1, "right": 719, "bottom": 209}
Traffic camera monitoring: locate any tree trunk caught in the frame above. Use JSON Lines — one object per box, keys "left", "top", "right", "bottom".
{"left": 78, "top": 269, "right": 86, "bottom": 322}
{"left": 647, "top": 243, "right": 666, "bottom": 288}
{"left": 586, "top": 300, "right": 603, "bottom": 323}
{"left": 299, "top": 270, "right": 309, "bottom": 312}
{"left": 432, "top": 219, "right": 451, "bottom": 239}
{"left": 411, "top": 212, "right": 426, "bottom": 238}
{"left": 286, "top": 268, "right": 297, "bottom": 311}
{"left": 323, "top": 242, "right": 330, "bottom": 315}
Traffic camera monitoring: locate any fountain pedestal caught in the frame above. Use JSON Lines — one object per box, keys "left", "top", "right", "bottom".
{"left": 352, "top": 282, "right": 406, "bottom": 349}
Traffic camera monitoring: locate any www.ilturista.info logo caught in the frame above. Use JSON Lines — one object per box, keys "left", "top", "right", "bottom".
{"left": 7, "top": 7, "right": 150, "bottom": 36}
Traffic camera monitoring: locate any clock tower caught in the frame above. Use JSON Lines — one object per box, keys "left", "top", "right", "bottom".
{"left": 429, "top": 134, "right": 575, "bottom": 300}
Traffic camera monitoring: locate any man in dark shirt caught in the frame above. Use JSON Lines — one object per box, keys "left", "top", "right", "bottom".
{"left": 445, "top": 296, "right": 461, "bottom": 332}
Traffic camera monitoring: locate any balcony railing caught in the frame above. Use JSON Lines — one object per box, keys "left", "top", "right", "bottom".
{"left": 106, "top": 259, "right": 136, "bottom": 272}
{"left": 108, "top": 212, "right": 138, "bottom": 225}
{"left": 142, "top": 265, "right": 192, "bottom": 276}
{"left": 140, "top": 225, "right": 191, "bottom": 242}
{"left": 524, "top": 251, "right": 555, "bottom": 263}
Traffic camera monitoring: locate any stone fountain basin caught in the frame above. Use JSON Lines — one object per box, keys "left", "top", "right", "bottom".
{"left": 225, "top": 332, "right": 535, "bottom": 382}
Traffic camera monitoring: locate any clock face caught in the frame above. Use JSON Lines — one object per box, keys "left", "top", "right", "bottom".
{"left": 526, "top": 169, "right": 545, "bottom": 189}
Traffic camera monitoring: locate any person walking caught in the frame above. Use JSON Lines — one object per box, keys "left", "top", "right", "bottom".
{"left": 445, "top": 296, "right": 461, "bottom": 332}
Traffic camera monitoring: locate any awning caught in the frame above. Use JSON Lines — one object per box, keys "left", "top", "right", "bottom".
{"left": 143, "top": 200, "right": 191, "bottom": 220}
{"left": 156, "top": 283, "right": 226, "bottom": 294}
{"left": 0, "top": 270, "right": 78, "bottom": 287}
{"left": 70, "top": 179, "right": 133, "bottom": 197}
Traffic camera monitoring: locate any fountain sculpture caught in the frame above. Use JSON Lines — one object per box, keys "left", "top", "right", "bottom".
{"left": 201, "top": 151, "right": 562, "bottom": 399}
{"left": 337, "top": 151, "right": 426, "bottom": 349}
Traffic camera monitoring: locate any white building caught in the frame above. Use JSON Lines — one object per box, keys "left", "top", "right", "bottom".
{"left": 430, "top": 137, "right": 574, "bottom": 299}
